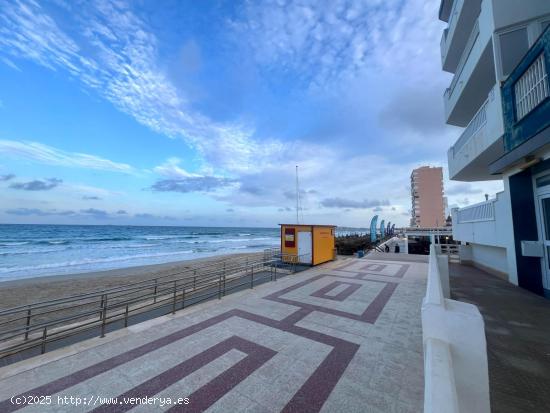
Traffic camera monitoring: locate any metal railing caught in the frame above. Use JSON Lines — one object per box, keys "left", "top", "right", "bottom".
{"left": 515, "top": 52, "right": 549, "bottom": 120}
{"left": 452, "top": 90, "right": 489, "bottom": 155}
{"left": 436, "top": 244, "right": 460, "bottom": 256}
{"left": 0, "top": 250, "right": 308, "bottom": 362}
{"left": 455, "top": 200, "right": 495, "bottom": 223}
{"left": 404, "top": 227, "right": 453, "bottom": 235}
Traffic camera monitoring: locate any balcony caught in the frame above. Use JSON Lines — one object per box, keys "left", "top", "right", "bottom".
{"left": 502, "top": 28, "right": 550, "bottom": 148}
{"left": 451, "top": 191, "right": 509, "bottom": 248}
{"left": 447, "top": 85, "right": 505, "bottom": 181}
{"left": 440, "top": 0, "right": 482, "bottom": 73}
{"left": 443, "top": 0, "right": 499, "bottom": 127}
{"left": 490, "top": 27, "right": 550, "bottom": 175}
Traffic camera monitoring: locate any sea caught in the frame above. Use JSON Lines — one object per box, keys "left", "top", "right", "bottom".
{"left": 0, "top": 225, "right": 281, "bottom": 282}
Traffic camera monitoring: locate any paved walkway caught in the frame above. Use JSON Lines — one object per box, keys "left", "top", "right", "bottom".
{"left": 0, "top": 257, "right": 426, "bottom": 412}
{"left": 450, "top": 263, "right": 550, "bottom": 413}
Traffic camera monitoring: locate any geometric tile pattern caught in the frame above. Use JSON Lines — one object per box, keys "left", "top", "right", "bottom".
{"left": 0, "top": 257, "right": 425, "bottom": 413}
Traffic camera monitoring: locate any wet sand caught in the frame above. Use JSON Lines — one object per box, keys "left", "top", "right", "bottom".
{"left": 0, "top": 252, "right": 263, "bottom": 309}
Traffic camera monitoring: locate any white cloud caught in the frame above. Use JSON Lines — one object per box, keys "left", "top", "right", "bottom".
{"left": 153, "top": 158, "right": 199, "bottom": 179}
{"left": 0, "top": 0, "right": 278, "bottom": 175}
{"left": 228, "top": 0, "right": 443, "bottom": 90}
{"left": 0, "top": 0, "right": 497, "bottom": 227}
{"left": 0, "top": 140, "right": 135, "bottom": 174}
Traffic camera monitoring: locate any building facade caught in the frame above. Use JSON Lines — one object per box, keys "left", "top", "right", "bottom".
{"left": 410, "top": 166, "right": 446, "bottom": 228}
{"left": 440, "top": 0, "right": 550, "bottom": 296}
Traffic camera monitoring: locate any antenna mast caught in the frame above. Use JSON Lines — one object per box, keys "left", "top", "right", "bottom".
{"left": 295, "top": 165, "right": 299, "bottom": 224}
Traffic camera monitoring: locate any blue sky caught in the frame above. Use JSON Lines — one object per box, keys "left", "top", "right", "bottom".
{"left": 0, "top": 0, "right": 502, "bottom": 227}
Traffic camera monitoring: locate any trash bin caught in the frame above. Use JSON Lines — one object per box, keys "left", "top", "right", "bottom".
{"left": 357, "top": 250, "right": 365, "bottom": 258}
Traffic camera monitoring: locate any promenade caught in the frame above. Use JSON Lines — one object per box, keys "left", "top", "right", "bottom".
{"left": 0, "top": 256, "right": 427, "bottom": 412}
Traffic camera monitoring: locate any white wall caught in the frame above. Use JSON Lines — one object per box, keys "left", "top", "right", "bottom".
{"left": 471, "top": 244, "right": 508, "bottom": 275}
{"left": 452, "top": 189, "right": 518, "bottom": 284}
{"left": 422, "top": 247, "right": 490, "bottom": 413}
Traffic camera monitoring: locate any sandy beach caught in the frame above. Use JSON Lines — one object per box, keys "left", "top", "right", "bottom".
{"left": 0, "top": 252, "right": 263, "bottom": 310}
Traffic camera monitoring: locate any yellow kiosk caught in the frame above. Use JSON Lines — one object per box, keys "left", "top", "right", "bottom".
{"left": 280, "top": 224, "right": 336, "bottom": 266}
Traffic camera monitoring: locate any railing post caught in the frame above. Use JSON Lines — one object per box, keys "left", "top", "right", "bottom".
{"left": 250, "top": 265, "right": 254, "bottom": 289}
{"left": 223, "top": 274, "right": 226, "bottom": 296}
{"left": 24, "top": 307, "right": 31, "bottom": 341}
{"left": 193, "top": 270, "right": 197, "bottom": 289}
{"left": 99, "top": 294, "right": 105, "bottom": 320}
{"left": 218, "top": 275, "right": 222, "bottom": 299}
{"left": 41, "top": 327, "right": 47, "bottom": 354}
{"left": 172, "top": 281, "right": 177, "bottom": 314}
{"left": 153, "top": 279, "right": 158, "bottom": 303}
{"left": 124, "top": 305, "right": 129, "bottom": 328}
{"left": 100, "top": 295, "right": 108, "bottom": 338}
{"left": 181, "top": 287, "right": 186, "bottom": 310}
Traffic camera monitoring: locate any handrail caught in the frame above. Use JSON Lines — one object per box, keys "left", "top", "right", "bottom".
{"left": 0, "top": 253, "right": 269, "bottom": 315}
{"left": 0, "top": 250, "right": 312, "bottom": 361}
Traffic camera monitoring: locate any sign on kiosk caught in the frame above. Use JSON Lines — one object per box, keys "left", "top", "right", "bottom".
{"left": 284, "top": 228, "right": 296, "bottom": 248}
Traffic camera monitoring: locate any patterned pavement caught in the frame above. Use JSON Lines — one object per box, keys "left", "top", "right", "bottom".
{"left": 0, "top": 257, "right": 426, "bottom": 412}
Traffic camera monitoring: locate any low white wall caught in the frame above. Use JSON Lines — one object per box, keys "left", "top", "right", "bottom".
{"left": 471, "top": 243, "right": 508, "bottom": 276}
{"left": 453, "top": 188, "right": 518, "bottom": 285}
{"left": 422, "top": 246, "right": 490, "bottom": 413}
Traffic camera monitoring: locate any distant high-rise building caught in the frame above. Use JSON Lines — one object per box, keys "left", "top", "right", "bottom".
{"left": 410, "top": 166, "right": 446, "bottom": 228}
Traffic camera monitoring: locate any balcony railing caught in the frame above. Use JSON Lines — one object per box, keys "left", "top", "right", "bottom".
{"left": 445, "top": 18, "right": 480, "bottom": 101}
{"left": 501, "top": 26, "right": 550, "bottom": 153}
{"left": 440, "top": 0, "right": 461, "bottom": 64}
{"left": 452, "top": 92, "right": 489, "bottom": 155}
{"left": 455, "top": 200, "right": 495, "bottom": 223}
{"left": 514, "top": 53, "right": 549, "bottom": 120}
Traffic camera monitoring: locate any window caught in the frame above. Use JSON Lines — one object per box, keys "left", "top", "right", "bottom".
{"left": 500, "top": 28, "right": 529, "bottom": 77}
{"left": 536, "top": 173, "right": 550, "bottom": 188}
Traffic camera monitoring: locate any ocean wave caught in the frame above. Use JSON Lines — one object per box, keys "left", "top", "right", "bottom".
{"left": 80, "top": 237, "right": 133, "bottom": 242}
{"left": 0, "top": 241, "right": 30, "bottom": 246}
{"left": 207, "top": 237, "right": 274, "bottom": 243}
{"left": 0, "top": 250, "right": 195, "bottom": 274}
{"left": 0, "top": 247, "right": 65, "bottom": 256}
{"left": 140, "top": 235, "right": 182, "bottom": 240}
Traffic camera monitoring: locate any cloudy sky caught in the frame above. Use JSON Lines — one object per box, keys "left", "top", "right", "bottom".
{"left": 0, "top": 0, "right": 502, "bottom": 227}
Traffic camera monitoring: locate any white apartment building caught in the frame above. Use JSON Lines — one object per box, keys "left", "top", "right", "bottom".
{"left": 440, "top": 0, "right": 550, "bottom": 297}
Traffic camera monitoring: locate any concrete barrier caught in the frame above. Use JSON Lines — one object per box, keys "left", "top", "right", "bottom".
{"left": 422, "top": 245, "right": 490, "bottom": 413}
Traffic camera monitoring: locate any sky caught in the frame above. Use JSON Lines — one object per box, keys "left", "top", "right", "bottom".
{"left": 0, "top": 0, "right": 503, "bottom": 228}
